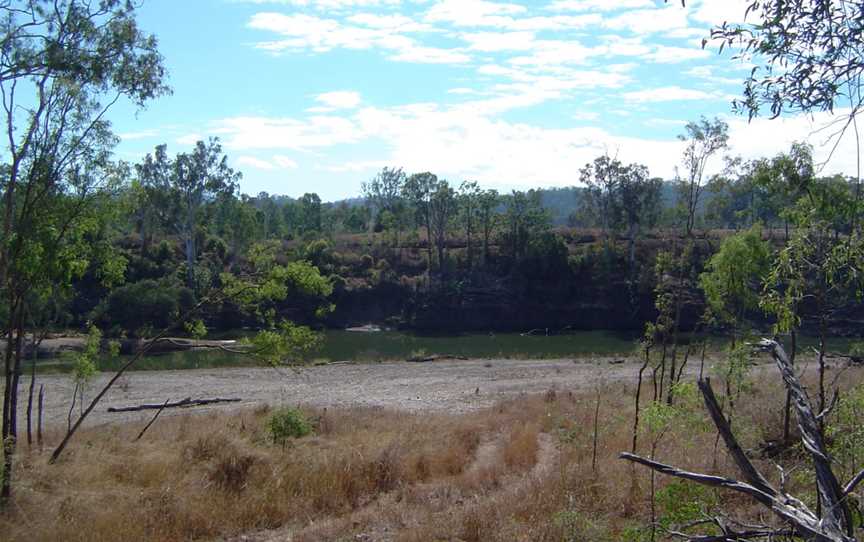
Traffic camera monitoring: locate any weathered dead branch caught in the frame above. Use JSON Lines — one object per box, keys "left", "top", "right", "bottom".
{"left": 620, "top": 339, "right": 858, "bottom": 541}
{"left": 108, "top": 397, "right": 242, "bottom": 413}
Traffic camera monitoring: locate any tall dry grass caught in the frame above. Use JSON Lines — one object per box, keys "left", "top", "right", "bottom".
{"left": 2, "top": 364, "right": 862, "bottom": 541}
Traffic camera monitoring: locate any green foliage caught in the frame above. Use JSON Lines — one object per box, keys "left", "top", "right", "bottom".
{"left": 700, "top": 225, "right": 771, "bottom": 329}
{"left": 95, "top": 279, "right": 194, "bottom": 335}
{"left": 642, "top": 400, "right": 677, "bottom": 437}
{"left": 71, "top": 326, "right": 102, "bottom": 386}
{"left": 184, "top": 319, "right": 208, "bottom": 340}
{"left": 267, "top": 406, "right": 313, "bottom": 445}
{"left": 248, "top": 321, "right": 323, "bottom": 366}
{"left": 656, "top": 480, "right": 718, "bottom": 529}
{"left": 828, "top": 383, "right": 864, "bottom": 480}
{"left": 711, "top": 341, "right": 754, "bottom": 394}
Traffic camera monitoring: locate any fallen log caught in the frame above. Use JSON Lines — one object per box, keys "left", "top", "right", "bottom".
{"left": 107, "top": 397, "right": 242, "bottom": 413}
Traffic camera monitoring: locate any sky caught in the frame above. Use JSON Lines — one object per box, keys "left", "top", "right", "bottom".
{"left": 107, "top": 0, "right": 862, "bottom": 201}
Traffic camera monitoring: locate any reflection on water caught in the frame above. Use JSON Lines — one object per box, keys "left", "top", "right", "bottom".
{"left": 36, "top": 329, "right": 859, "bottom": 373}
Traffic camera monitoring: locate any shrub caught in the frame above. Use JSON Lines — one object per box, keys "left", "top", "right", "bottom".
{"left": 94, "top": 279, "right": 194, "bottom": 335}
{"left": 267, "top": 406, "right": 313, "bottom": 445}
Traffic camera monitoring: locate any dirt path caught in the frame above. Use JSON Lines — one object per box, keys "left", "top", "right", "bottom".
{"left": 22, "top": 357, "right": 647, "bottom": 430}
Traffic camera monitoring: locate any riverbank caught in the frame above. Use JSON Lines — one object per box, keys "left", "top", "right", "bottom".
{"left": 20, "top": 352, "right": 859, "bottom": 432}
{"left": 6, "top": 354, "right": 864, "bottom": 542}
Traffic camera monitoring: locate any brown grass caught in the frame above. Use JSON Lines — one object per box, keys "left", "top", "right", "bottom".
{"left": 2, "top": 365, "right": 863, "bottom": 541}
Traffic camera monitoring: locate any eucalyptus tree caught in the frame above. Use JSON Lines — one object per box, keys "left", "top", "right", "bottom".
{"left": 614, "top": 166, "right": 662, "bottom": 272}
{"left": 136, "top": 139, "right": 240, "bottom": 292}
{"left": 580, "top": 154, "right": 624, "bottom": 245}
{"left": 0, "top": 0, "right": 168, "bottom": 502}
{"left": 677, "top": 117, "right": 729, "bottom": 237}
{"left": 477, "top": 188, "right": 499, "bottom": 265}
{"left": 298, "top": 192, "right": 322, "bottom": 234}
{"left": 403, "top": 172, "right": 437, "bottom": 272}
{"left": 362, "top": 166, "right": 407, "bottom": 247}
{"left": 502, "top": 189, "right": 549, "bottom": 262}
{"left": 458, "top": 180, "right": 482, "bottom": 268}
{"left": 428, "top": 180, "right": 457, "bottom": 274}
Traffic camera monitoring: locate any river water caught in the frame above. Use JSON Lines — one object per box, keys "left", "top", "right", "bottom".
{"left": 38, "top": 329, "right": 859, "bottom": 372}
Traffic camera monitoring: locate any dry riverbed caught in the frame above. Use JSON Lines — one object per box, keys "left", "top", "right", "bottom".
{"left": 24, "top": 357, "right": 652, "bottom": 429}
{"left": 20, "top": 354, "right": 842, "bottom": 431}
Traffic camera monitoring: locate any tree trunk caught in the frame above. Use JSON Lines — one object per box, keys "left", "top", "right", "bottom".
{"left": 184, "top": 235, "right": 196, "bottom": 290}
{"left": 37, "top": 384, "right": 44, "bottom": 449}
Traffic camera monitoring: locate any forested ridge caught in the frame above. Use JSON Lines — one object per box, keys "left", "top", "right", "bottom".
{"left": 58, "top": 135, "right": 863, "bottom": 337}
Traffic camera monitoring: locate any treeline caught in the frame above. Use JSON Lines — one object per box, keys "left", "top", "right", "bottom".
{"left": 45, "top": 116, "right": 859, "bottom": 339}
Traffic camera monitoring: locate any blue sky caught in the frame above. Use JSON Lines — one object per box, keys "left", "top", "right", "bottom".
{"left": 107, "top": 0, "right": 859, "bottom": 201}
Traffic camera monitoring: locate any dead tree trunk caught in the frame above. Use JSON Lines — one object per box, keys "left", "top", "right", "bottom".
{"left": 621, "top": 339, "right": 858, "bottom": 542}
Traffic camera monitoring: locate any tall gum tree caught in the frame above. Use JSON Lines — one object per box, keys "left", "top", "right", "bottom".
{"left": 136, "top": 139, "right": 240, "bottom": 294}
{"left": 0, "top": 0, "right": 168, "bottom": 503}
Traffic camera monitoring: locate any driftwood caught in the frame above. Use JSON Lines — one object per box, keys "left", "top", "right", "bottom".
{"left": 406, "top": 354, "right": 468, "bottom": 363}
{"left": 134, "top": 399, "right": 170, "bottom": 441}
{"left": 107, "top": 397, "right": 242, "bottom": 413}
{"left": 621, "top": 339, "right": 859, "bottom": 542}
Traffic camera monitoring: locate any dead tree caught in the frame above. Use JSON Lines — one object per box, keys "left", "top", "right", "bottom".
{"left": 621, "top": 339, "right": 862, "bottom": 541}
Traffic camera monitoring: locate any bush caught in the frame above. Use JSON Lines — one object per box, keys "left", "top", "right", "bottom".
{"left": 267, "top": 406, "right": 313, "bottom": 445}
{"left": 94, "top": 279, "right": 194, "bottom": 335}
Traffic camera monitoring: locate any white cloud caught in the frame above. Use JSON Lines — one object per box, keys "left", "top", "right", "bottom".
{"left": 118, "top": 130, "right": 159, "bottom": 141}
{"left": 461, "top": 31, "right": 536, "bottom": 52}
{"left": 214, "top": 115, "right": 361, "bottom": 150}
{"left": 237, "top": 156, "right": 277, "bottom": 170}
{"left": 346, "top": 13, "right": 433, "bottom": 32}
{"left": 248, "top": 12, "right": 468, "bottom": 64}
{"left": 447, "top": 87, "right": 481, "bottom": 95}
{"left": 425, "top": 0, "right": 600, "bottom": 31}
{"left": 573, "top": 111, "right": 600, "bottom": 121}
{"left": 388, "top": 44, "right": 471, "bottom": 63}
{"left": 236, "top": 0, "right": 401, "bottom": 8}
{"left": 685, "top": 65, "right": 742, "bottom": 85}
{"left": 547, "top": 0, "right": 653, "bottom": 11}
{"left": 725, "top": 109, "right": 863, "bottom": 177}
{"left": 623, "top": 86, "right": 716, "bottom": 103}
{"left": 605, "top": 6, "right": 692, "bottom": 35}
{"left": 644, "top": 45, "right": 710, "bottom": 64}
{"left": 315, "top": 90, "right": 362, "bottom": 109}
{"left": 273, "top": 155, "right": 300, "bottom": 169}
{"left": 690, "top": 0, "right": 751, "bottom": 26}
{"left": 176, "top": 133, "right": 203, "bottom": 145}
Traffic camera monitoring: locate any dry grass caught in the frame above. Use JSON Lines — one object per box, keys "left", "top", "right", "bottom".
{"left": 2, "top": 365, "right": 863, "bottom": 541}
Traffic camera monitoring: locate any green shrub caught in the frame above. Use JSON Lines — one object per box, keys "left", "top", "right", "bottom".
{"left": 94, "top": 279, "right": 194, "bottom": 335}
{"left": 656, "top": 480, "right": 718, "bottom": 528}
{"left": 267, "top": 406, "right": 313, "bottom": 444}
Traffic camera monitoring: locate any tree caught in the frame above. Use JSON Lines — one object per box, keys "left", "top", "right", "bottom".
{"left": 428, "top": 180, "right": 457, "bottom": 274}
{"left": 0, "top": 0, "right": 167, "bottom": 503}
{"left": 623, "top": 341, "right": 863, "bottom": 542}
{"left": 136, "top": 139, "right": 240, "bottom": 292}
{"left": 362, "top": 166, "right": 406, "bottom": 244}
{"left": 298, "top": 192, "right": 322, "bottom": 234}
{"left": 458, "top": 180, "right": 482, "bottom": 268}
{"left": 477, "top": 188, "right": 499, "bottom": 265}
{"left": 709, "top": 0, "right": 864, "bottom": 126}
{"left": 403, "top": 173, "right": 437, "bottom": 263}
{"left": 580, "top": 154, "right": 624, "bottom": 244}
{"left": 677, "top": 117, "right": 729, "bottom": 236}
{"left": 502, "top": 190, "right": 549, "bottom": 262}
{"left": 700, "top": 226, "right": 771, "bottom": 334}
{"left": 614, "top": 165, "right": 662, "bottom": 271}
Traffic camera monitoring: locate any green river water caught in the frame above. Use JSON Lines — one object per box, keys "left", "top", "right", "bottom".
{"left": 36, "top": 330, "right": 859, "bottom": 373}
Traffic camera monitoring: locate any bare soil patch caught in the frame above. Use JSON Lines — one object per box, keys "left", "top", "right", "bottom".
{"left": 24, "top": 356, "right": 648, "bottom": 430}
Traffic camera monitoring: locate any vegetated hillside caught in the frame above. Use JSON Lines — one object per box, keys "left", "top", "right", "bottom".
{"left": 203, "top": 225, "right": 856, "bottom": 335}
